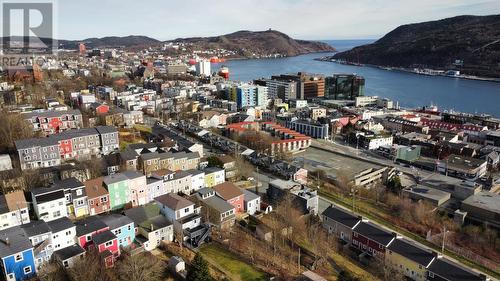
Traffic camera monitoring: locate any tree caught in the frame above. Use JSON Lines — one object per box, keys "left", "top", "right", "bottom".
{"left": 115, "top": 251, "right": 164, "bottom": 281}
{"left": 186, "top": 253, "right": 212, "bottom": 281}
{"left": 206, "top": 155, "right": 223, "bottom": 168}
{"left": 67, "top": 250, "right": 110, "bottom": 281}
{"left": 338, "top": 270, "right": 361, "bottom": 281}
{"left": 386, "top": 176, "right": 402, "bottom": 194}
{"left": 0, "top": 111, "right": 36, "bottom": 152}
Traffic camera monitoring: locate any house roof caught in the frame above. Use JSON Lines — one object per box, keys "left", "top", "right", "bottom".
{"left": 103, "top": 173, "right": 128, "bottom": 185}
{"left": 321, "top": 205, "right": 361, "bottom": 228}
{"left": 122, "top": 170, "right": 145, "bottom": 180}
{"left": 4, "top": 191, "right": 27, "bottom": 211}
{"left": 428, "top": 257, "right": 486, "bottom": 281}
{"left": 95, "top": 126, "right": 118, "bottom": 135}
{"left": 353, "top": 221, "right": 395, "bottom": 246}
{"left": 75, "top": 216, "right": 108, "bottom": 236}
{"left": 201, "top": 195, "right": 234, "bottom": 213}
{"left": 92, "top": 230, "right": 116, "bottom": 245}
{"left": 47, "top": 217, "right": 75, "bottom": 233}
{"left": 84, "top": 177, "right": 109, "bottom": 199}
{"left": 100, "top": 214, "right": 133, "bottom": 230}
{"left": 53, "top": 244, "right": 85, "bottom": 261}
{"left": 204, "top": 166, "right": 224, "bottom": 174}
{"left": 21, "top": 220, "right": 51, "bottom": 237}
{"left": 387, "top": 238, "right": 435, "bottom": 266}
{"left": 123, "top": 203, "right": 160, "bottom": 226}
{"left": 52, "top": 177, "right": 84, "bottom": 190}
{"left": 0, "top": 226, "right": 33, "bottom": 258}
{"left": 32, "top": 188, "right": 65, "bottom": 203}
{"left": 155, "top": 193, "right": 194, "bottom": 211}
{"left": 213, "top": 182, "right": 243, "bottom": 200}
{"left": 241, "top": 188, "right": 259, "bottom": 202}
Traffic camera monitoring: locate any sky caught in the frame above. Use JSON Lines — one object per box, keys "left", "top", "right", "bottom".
{"left": 53, "top": 0, "right": 500, "bottom": 40}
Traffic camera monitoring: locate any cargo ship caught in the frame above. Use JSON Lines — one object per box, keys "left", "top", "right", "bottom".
{"left": 218, "top": 66, "right": 229, "bottom": 80}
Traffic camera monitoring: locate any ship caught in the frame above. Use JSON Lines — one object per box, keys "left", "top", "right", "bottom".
{"left": 218, "top": 66, "right": 229, "bottom": 80}
{"left": 210, "top": 57, "right": 226, "bottom": 63}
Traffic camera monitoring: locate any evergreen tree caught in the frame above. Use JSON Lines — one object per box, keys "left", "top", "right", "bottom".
{"left": 186, "top": 253, "right": 211, "bottom": 281}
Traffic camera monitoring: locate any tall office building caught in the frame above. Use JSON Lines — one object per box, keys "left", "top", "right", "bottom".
{"left": 325, "top": 74, "right": 365, "bottom": 100}
{"left": 268, "top": 72, "right": 324, "bottom": 100}
{"left": 230, "top": 85, "right": 269, "bottom": 109}
{"left": 255, "top": 78, "right": 297, "bottom": 100}
{"left": 196, "top": 60, "right": 211, "bottom": 77}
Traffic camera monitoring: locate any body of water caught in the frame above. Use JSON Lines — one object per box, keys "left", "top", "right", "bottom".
{"left": 212, "top": 40, "right": 500, "bottom": 117}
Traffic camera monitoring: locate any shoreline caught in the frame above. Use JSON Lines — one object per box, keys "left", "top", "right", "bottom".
{"left": 315, "top": 58, "right": 500, "bottom": 83}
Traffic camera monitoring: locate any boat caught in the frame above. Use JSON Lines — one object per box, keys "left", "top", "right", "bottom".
{"left": 218, "top": 66, "right": 229, "bottom": 80}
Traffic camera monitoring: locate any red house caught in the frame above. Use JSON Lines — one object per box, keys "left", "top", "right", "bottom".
{"left": 213, "top": 182, "right": 245, "bottom": 213}
{"left": 93, "top": 230, "right": 120, "bottom": 267}
{"left": 84, "top": 177, "right": 111, "bottom": 216}
{"left": 58, "top": 139, "right": 73, "bottom": 159}
{"left": 90, "top": 102, "right": 110, "bottom": 115}
{"left": 75, "top": 216, "right": 109, "bottom": 250}
{"left": 351, "top": 221, "right": 396, "bottom": 258}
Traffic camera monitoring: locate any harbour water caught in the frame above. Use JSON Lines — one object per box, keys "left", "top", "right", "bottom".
{"left": 212, "top": 40, "right": 500, "bottom": 117}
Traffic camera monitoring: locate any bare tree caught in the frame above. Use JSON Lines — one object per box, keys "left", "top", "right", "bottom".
{"left": 0, "top": 111, "right": 36, "bottom": 152}
{"left": 115, "top": 251, "right": 165, "bottom": 281}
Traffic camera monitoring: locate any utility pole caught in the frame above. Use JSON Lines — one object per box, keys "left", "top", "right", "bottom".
{"left": 298, "top": 247, "right": 301, "bottom": 272}
{"left": 256, "top": 166, "right": 259, "bottom": 195}
{"left": 442, "top": 225, "right": 446, "bottom": 254}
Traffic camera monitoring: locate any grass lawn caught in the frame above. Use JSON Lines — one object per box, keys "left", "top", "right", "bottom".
{"left": 200, "top": 244, "right": 267, "bottom": 281}
{"left": 133, "top": 124, "right": 152, "bottom": 133}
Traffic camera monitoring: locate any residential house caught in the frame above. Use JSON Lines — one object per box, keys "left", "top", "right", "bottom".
{"left": 52, "top": 178, "right": 89, "bottom": 218}
{"left": 92, "top": 230, "right": 120, "bottom": 267}
{"left": 172, "top": 171, "right": 192, "bottom": 194}
{"left": 213, "top": 182, "right": 245, "bottom": 213}
{"left": 386, "top": 238, "right": 436, "bottom": 281}
{"left": 100, "top": 214, "right": 135, "bottom": 248}
{"left": 148, "top": 169, "right": 176, "bottom": 199}
{"left": 426, "top": 257, "right": 487, "bottom": 281}
{"left": 187, "top": 169, "right": 205, "bottom": 192}
{"left": 216, "top": 155, "right": 237, "bottom": 179}
{"left": 74, "top": 216, "right": 109, "bottom": 250}
{"left": 155, "top": 194, "right": 203, "bottom": 241}
{"left": 267, "top": 179, "right": 319, "bottom": 215}
{"left": 47, "top": 217, "right": 76, "bottom": 252}
{"left": 30, "top": 186, "right": 68, "bottom": 222}
{"left": 96, "top": 126, "right": 119, "bottom": 155}
{"left": 103, "top": 173, "right": 130, "bottom": 210}
{"left": 351, "top": 221, "right": 396, "bottom": 258}
{"left": 21, "top": 221, "right": 53, "bottom": 270}
{"left": 123, "top": 203, "right": 173, "bottom": 251}
{"left": 204, "top": 167, "right": 225, "bottom": 188}
{"left": 123, "top": 171, "right": 148, "bottom": 207}
{"left": 240, "top": 189, "right": 260, "bottom": 215}
{"left": 84, "top": 177, "right": 110, "bottom": 215}
{"left": 0, "top": 155, "right": 13, "bottom": 172}
{"left": 193, "top": 188, "right": 235, "bottom": 229}
{"left": 52, "top": 244, "right": 85, "bottom": 268}
{"left": 0, "top": 227, "right": 36, "bottom": 281}
{"left": 22, "top": 109, "right": 83, "bottom": 135}
{"left": 0, "top": 191, "right": 30, "bottom": 231}
{"left": 321, "top": 205, "right": 361, "bottom": 243}
{"left": 139, "top": 151, "right": 201, "bottom": 176}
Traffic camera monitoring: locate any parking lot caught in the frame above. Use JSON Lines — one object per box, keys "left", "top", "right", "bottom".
{"left": 294, "top": 147, "right": 382, "bottom": 179}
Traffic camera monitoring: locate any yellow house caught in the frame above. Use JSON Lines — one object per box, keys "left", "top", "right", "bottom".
{"left": 204, "top": 167, "right": 225, "bottom": 187}
{"left": 385, "top": 238, "right": 436, "bottom": 281}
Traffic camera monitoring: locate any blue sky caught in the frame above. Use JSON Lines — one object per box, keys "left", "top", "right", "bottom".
{"left": 55, "top": 0, "right": 500, "bottom": 40}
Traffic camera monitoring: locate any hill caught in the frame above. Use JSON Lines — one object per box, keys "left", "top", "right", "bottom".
{"left": 59, "top": 35, "right": 161, "bottom": 49}
{"left": 332, "top": 15, "right": 500, "bottom": 77}
{"left": 169, "top": 30, "right": 336, "bottom": 57}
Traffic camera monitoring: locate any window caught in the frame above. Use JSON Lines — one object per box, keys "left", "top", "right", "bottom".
{"left": 7, "top": 273, "right": 14, "bottom": 279}
{"left": 23, "top": 266, "right": 32, "bottom": 274}
{"left": 15, "top": 254, "right": 23, "bottom": 262}
{"left": 76, "top": 189, "right": 83, "bottom": 196}
{"left": 429, "top": 272, "right": 434, "bottom": 278}
{"left": 105, "top": 241, "right": 113, "bottom": 247}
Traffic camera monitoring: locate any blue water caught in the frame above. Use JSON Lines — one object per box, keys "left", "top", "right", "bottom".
{"left": 213, "top": 40, "right": 500, "bottom": 117}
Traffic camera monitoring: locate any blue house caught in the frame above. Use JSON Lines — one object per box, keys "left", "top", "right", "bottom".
{"left": 100, "top": 214, "right": 135, "bottom": 248}
{"left": 0, "top": 226, "right": 36, "bottom": 281}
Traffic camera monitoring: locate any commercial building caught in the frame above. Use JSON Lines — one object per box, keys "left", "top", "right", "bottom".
{"left": 325, "top": 74, "right": 365, "bottom": 100}
{"left": 195, "top": 60, "right": 211, "bottom": 77}
{"left": 437, "top": 154, "right": 487, "bottom": 180}
{"left": 268, "top": 73, "right": 324, "bottom": 100}
{"left": 255, "top": 78, "right": 298, "bottom": 100}
{"left": 403, "top": 186, "right": 451, "bottom": 207}
{"left": 461, "top": 191, "right": 500, "bottom": 227}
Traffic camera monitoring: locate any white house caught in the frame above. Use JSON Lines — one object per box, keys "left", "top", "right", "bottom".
{"left": 187, "top": 169, "right": 205, "bottom": 193}
{"left": 47, "top": 217, "right": 76, "bottom": 251}
{"left": 241, "top": 189, "right": 261, "bottom": 215}
{"left": 155, "top": 193, "right": 201, "bottom": 233}
{"left": 31, "top": 186, "right": 68, "bottom": 222}
{"left": 0, "top": 191, "right": 30, "bottom": 230}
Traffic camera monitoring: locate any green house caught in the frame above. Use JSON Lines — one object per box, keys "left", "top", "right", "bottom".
{"left": 103, "top": 173, "right": 130, "bottom": 210}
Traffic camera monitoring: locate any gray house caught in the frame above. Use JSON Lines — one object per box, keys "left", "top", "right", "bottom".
{"left": 321, "top": 205, "right": 361, "bottom": 243}
{"left": 96, "top": 126, "right": 119, "bottom": 155}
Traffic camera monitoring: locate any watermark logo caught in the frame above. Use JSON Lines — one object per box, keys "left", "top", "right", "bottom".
{"left": 1, "top": 1, "right": 56, "bottom": 71}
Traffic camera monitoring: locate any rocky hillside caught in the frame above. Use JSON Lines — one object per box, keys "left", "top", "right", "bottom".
{"left": 169, "top": 30, "right": 336, "bottom": 57}
{"left": 333, "top": 15, "right": 500, "bottom": 77}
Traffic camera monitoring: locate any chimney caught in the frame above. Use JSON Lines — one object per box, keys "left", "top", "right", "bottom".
{"left": 151, "top": 224, "right": 154, "bottom": 231}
